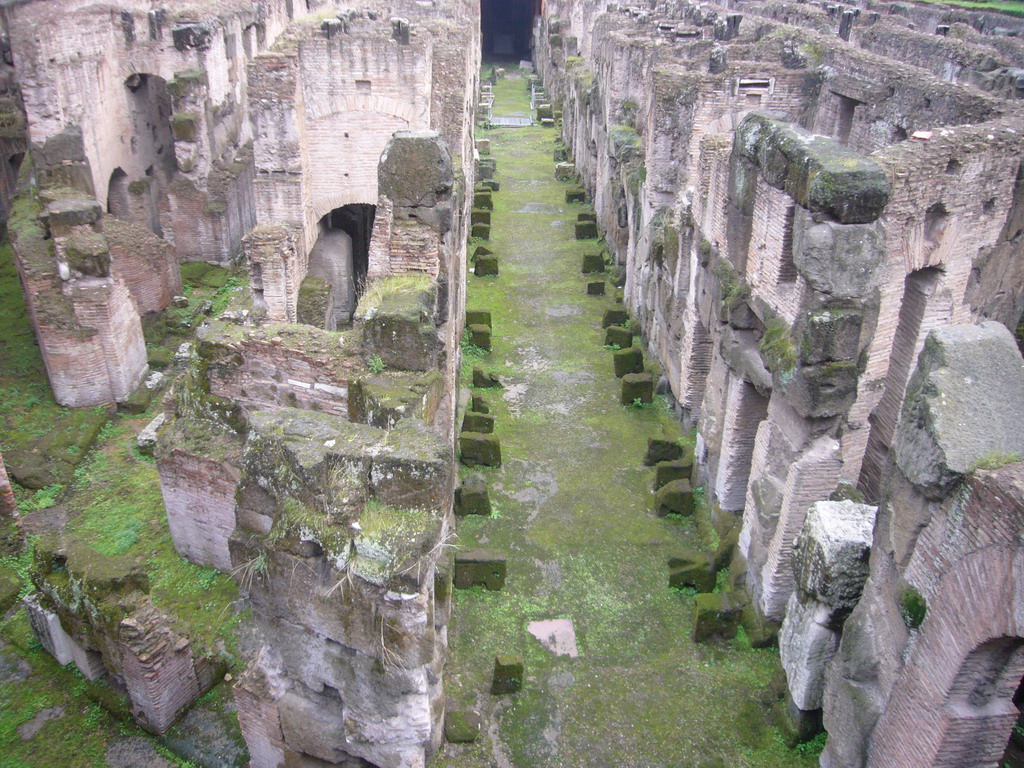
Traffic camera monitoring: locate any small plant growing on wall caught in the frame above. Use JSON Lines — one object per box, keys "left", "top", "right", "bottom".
{"left": 367, "top": 354, "right": 387, "bottom": 374}
{"left": 899, "top": 586, "right": 927, "bottom": 630}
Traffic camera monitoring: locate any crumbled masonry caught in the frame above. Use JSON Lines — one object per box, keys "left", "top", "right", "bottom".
{"left": 1, "top": 0, "right": 1024, "bottom": 765}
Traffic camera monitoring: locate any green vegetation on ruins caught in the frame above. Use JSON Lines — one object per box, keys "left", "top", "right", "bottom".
{"left": 0, "top": 239, "right": 245, "bottom": 765}
{"left": 436, "top": 68, "right": 820, "bottom": 767}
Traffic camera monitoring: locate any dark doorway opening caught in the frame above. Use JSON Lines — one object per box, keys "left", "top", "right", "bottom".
{"left": 305, "top": 204, "right": 376, "bottom": 329}
{"left": 481, "top": 0, "right": 540, "bottom": 60}
{"left": 1002, "top": 672, "right": 1024, "bottom": 767}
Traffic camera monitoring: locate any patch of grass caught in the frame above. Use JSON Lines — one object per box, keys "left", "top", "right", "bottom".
{"left": 758, "top": 315, "right": 797, "bottom": 375}
{"left": 969, "top": 451, "right": 1022, "bottom": 473}
{"left": 367, "top": 354, "right": 387, "bottom": 374}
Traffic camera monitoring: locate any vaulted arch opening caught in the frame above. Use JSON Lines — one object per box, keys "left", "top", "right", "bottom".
{"left": 303, "top": 204, "right": 376, "bottom": 329}
{"left": 481, "top": 0, "right": 540, "bottom": 59}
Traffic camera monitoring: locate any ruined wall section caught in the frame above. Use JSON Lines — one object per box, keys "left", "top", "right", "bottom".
{"left": 820, "top": 322, "right": 1024, "bottom": 768}
{"left": 4, "top": 0, "right": 295, "bottom": 262}
{"left": 9, "top": 185, "right": 149, "bottom": 406}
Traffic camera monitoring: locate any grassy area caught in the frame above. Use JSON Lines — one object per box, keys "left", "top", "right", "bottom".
{"left": 915, "top": 0, "right": 1024, "bottom": 17}
{"left": 435, "top": 70, "right": 820, "bottom": 768}
{"left": 0, "top": 235, "right": 247, "bottom": 765}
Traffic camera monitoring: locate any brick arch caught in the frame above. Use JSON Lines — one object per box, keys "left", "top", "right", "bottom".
{"left": 305, "top": 95, "right": 427, "bottom": 126}
{"left": 310, "top": 186, "right": 378, "bottom": 226}
{"left": 867, "top": 546, "right": 1024, "bottom": 768}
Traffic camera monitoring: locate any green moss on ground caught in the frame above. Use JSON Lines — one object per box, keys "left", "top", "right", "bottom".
{"left": 435, "top": 68, "right": 819, "bottom": 768}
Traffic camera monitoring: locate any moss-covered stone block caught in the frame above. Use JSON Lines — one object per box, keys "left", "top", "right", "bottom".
{"left": 605, "top": 326, "right": 633, "bottom": 349}
{"left": 445, "top": 710, "right": 481, "bottom": 743}
{"left": 577, "top": 211, "right": 597, "bottom": 223}
{"left": 472, "top": 245, "right": 493, "bottom": 260}
{"left": 734, "top": 112, "right": 890, "bottom": 224}
{"left": 466, "top": 310, "right": 492, "bottom": 327}
{"left": 472, "top": 368, "right": 501, "bottom": 388}
{"left": 587, "top": 281, "right": 606, "bottom": 296}
{"left": 471, "top": 222, "right": 491, "bottom": 240}
{"left": 170, "top": 113, "right": 200, "bottom": 142}
{"left": 693, "top": 592, "right": 742, "bottom": 643}
{"left": 467, "top": 323, "right": 492, "bottom": 351}
{"left": 554, "top": 146, "right": 569, "bottom": 163}
{"left": 613, "top": 347, "right": 644, "bottom": 377}
{"left": 654, "top": 459, "right": 694, "bottom": 490}
{"left": 644, "top": 438, "right": 686, "bottom": 466}
{"left": 602, "top": 309, "right": 629, "bottom": 328}
{"left": 654, "top": 479, "right": 694, "bottom": 516}
{"left": 361, "top": 280, "right": 439, "bottom": 372}
{"left": 473, "top": 189, "right": 494, "bottom": 210}
{"left": 483, "top": 179, "right": 500, "bottom": 192}
{"left": 471, "top": 394, "right": 489, "bottom": 413}
{"left": 621, "top": 373, "right": 653, "bottom": 405}
{"left": 575, "top": 221, "right": 599, "bottom": 239}
{"left": 455, "top": 549, "right": 506, "bottom": 590}
{"left": 296, "top": 276, "right": 331, "bottom": 328}
{"left": 491, "top": 654, "right": 524, "bottom": 694}
{"left": 462, "top": 411, "right": 495, "bottom": 434}
{"left": 536, "top": 104, "right": 554, "bottom": 121}
{"left": 120, "top": 383, "right": 155, "bottom": 415}
{"left": 565, "top": 187, "right": 586, "bottom": 203}
{"left": 471, "top": 209, "right": 492, "bottom": 226}
{"left": 582, "top": 253, "right": 605, "bottom": 273}
{"left": 455, "top": 474, "right": 491, "bottom": 517}
{"left": 474, "top": 255, "right": 498, "bottom": 277}
{"left": 459, "top": 432, "right": 501, "bottom": 467}
{"left": 668, "top": 550, "right": 715, "bottom": 592}
{"left": 348, "top": 371, "right": 442, "bottom": 429}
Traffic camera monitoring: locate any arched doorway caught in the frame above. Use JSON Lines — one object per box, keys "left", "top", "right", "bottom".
{"left": 304, "top": 204, "right": 376, "bottom": 329}
{"left": 1002, "top": 673, "right": 1024, "bottom": 767}
{"left": 121, "top": 73, "right": 176, "bottom": 236}
{"left": 107, "top": 167, "right": 130, "bottom": 220}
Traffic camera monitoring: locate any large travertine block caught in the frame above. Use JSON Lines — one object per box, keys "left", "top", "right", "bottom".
{"left": 893, "top": 321, "right": 1024, "bottom": 499}
{"left": 779, "top": 595, "right": 838, "bottom": 711}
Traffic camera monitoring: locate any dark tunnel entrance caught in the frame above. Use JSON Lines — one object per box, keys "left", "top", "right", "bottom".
{"left": 481, "top": 0, "right": 541, "bottom": 59}
{"left": 304, "top": 204, "right": 375, "bottom": 329}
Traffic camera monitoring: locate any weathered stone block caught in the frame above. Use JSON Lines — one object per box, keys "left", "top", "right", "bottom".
{"left": 483, "top": 179, "right": 500, "bottom": 192}
{"left": 65, "top": 231, "right": 110, "bottom": 277}
{"left": 491, "top": 654, "right": 523, "bottom": 694}
{"left": 654, "top": 459, "right": 694, "bottom": 490}
{"left": 459, "top": 432, "right": 501, "bottom": 467}
{"left": 472, "top": 368, "right": 501, "bottom": 388}
{"left": 582, "top": 253, "right": 605, "bottom": 273}
{"left": 472, "top": 245, "right": 493, "bottom": 259}
{"left": 586, "top": 281, "right": 605, "bottom": 295}
{"left": 613, "top": 347, "right": 643, "bottom": 377}
{"left": 455, "top": 550, "right": 506, "bottom": 590}
{"left": 465, "top": 310, "right": 492, "bottom": 327}
{"left": 577, "top": 211, "right": 597, "bottom": 223}
{"left": 44, "top": 197, "right": 102, "bottom": 237}
{"left": 379, "top": 129, "right": 454, "bottom": 209}
{"left": 468, "top": 323, "right": 491, "bottom": 351}
{"left": 471, "top": 223, "right": 491, "bottom": 240}
{"left": 793, "top": 500, "right": 876, "bottom": 622}
{"left": 692, "top": 593, "right": 742, "bottom": 643}
{"left": 445, "top": 711, "right": 481, "bottom": 743}
{"left": 120, "top": 383, "right": 154, "bottom": 414}
{"left": 361, "top": 283, "right": 439, "bottom": 372}
{"left": 470, "top": 394, "right": 489, "bottom": 413}
{"left": 668, "top": 550, "right": 715, "bottom": 591}
{"left": 799, "top": 309, "right": 863, "bottom": 365}
{"left": 565, "top": 187, "right": 586, "bottom": 203}
{"left": 779, "top": 595, "right": 839, "bottom": 711}
{"left": 644, "top": 438, "right": 685, "bottom": 466}
{"left": 621, "top": 373, "right": 653, "bottom": 405}
{"left": 575, "top": 221, "right": 599, "bottom": 239}
{"left": 455, "top": 474, "right": 491, "bottom": 517}
{"left": 474, "top": 255, "right": 498, "bottom": 277}
{"left": 893, "top": 321, "right": 1024, "bottom": 499}
{"left": 471, "top": 209, "right": 492, "bottom": 227}
{"left": 473, "top": 189, "right": 493, "bottom": 210}
{"left": 348, "top": 371, "right": 442, "bottom": 429}
{"left": 792, "top": 211, "right": 885, "bottom": 300}
{"left": 536, "top": 104, "right": 553, "bottom": 121}
{"left": 605, "top": 326, "right": 633, "bottom": 349}
{"left": 540, "top": 118, "right": 555, "bottom": 128}
{"left": 462, "top": 411, "right": 495, "bottom": 434}
{"left": 555, "top": 162, "right": 576, "bottom": 180}
{"left": 733, "top": 113, "right": 890, "bottom": 224}
{"left": 602, "top": 309, "right": 628, "bottom": 328}
{"left": 654, "top": 479, "right": 694, "bottom": 517}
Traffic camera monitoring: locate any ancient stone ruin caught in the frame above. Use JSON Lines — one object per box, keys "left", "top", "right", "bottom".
{"left": 0, "top": 0, "right": 1022, "bottom": 766}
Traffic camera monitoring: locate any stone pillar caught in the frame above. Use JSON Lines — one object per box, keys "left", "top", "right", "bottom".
{"left": 244, "top": 224, "right": 304, "bottom": 323}
{"left": 714, "top": 375, "right": 769, "bottom": 513}
{"left": 368, "top": 130, "right": 454, "bottom": 282}
{"left": 0, "top": 451, "right": 17, "bottom": 521}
